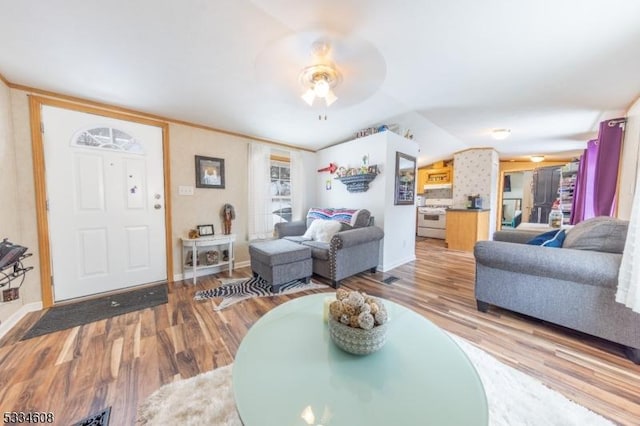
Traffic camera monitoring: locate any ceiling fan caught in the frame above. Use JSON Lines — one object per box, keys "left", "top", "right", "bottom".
{"left": 298, "top": 40, "right": 342, "bottom": 107}
{"left": 254, "top": 30, "right": 386, "bottom": 110}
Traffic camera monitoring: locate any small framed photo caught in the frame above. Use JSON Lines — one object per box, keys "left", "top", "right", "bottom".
{"left": 195, "top": 155, "right": 225, "bottom": 189}
{"left": 197, "top": 224, "right": 214, "bottom": 237}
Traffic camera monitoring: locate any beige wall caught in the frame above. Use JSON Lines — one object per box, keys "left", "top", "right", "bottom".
{"left": 618, "top": 96, "right": 640, "bottom": 219}
{"left": 169, "top": 123, "right": 251, "bottom": 279}
{"left": 0, "top": 79, "right": 24, "bottom": 320}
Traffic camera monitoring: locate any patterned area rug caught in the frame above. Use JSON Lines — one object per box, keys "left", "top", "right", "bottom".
{"left": 194, "top": 276, "right": 327, "bottom": 311}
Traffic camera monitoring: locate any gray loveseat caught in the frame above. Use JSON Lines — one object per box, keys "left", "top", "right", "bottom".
{"left": 474, "top": 217, "right": 640, "bottom": 364}
{"left": 275, "top": 208, "right": 384, "bottom": 287}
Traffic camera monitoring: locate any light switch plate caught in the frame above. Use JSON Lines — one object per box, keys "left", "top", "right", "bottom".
{"left": 178, "top": 185, "right": 194, "bottom": 196}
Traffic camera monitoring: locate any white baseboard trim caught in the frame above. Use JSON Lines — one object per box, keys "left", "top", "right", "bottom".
{"left": 173, "top": 260, "right": 251, "bottom": 282}
{"left": 381, "top": 255, "right": 416, "bottom": 272}
{"left": 0, "top": 301, "right": 43, "bottom": 339}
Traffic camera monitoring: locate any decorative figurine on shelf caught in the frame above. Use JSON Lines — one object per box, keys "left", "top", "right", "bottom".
{"left": 360, "top": 155, "right": 369, "bottom": 174}
{"left": 220, "top": 203, "right": 236, "bottom": 235}
{"left": 188, "top": 229, "right": 199, "bottom": 239}
{"left": 222, "top": 249, "right": 229, "bottom": 261}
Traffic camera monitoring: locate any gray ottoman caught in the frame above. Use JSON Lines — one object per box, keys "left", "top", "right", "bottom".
{"left": 249, "top": 239, "right": 312, "bottom": 291}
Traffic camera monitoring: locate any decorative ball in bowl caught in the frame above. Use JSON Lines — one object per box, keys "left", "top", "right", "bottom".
{"left": 327, "top": 289, "right": 389, "bottom": 355}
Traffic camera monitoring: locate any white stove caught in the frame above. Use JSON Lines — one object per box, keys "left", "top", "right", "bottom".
{"left": 417, "top": 199, "right": 453, "bottom": 239}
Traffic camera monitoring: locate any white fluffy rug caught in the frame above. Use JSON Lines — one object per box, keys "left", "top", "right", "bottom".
{"left": 136, "top": 334, "right": 614, "bottom": 426}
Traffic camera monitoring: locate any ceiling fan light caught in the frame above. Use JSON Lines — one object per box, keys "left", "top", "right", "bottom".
{"left": 313, "top": 78, "right": 330, "bottom": 97}
{"left": 299, "top": 63, "right": 341, "bottom": 108}
{"left": 491, "top": 128, "right": 511, "bottom": 140}
{"left": 301, "top": 89, "right": 316, "bottom": 106}
{"left": 530, "top": 155, "right": 545, "bottom": 163}
{"left": 325, "top": 89, "right": 338, "bottom": 106}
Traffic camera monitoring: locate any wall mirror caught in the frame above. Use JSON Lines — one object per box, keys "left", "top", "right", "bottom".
{"left": 498, "top": 162, "right": 566, "bottom": 231}
{"left": 394, "top": 152, "right": 416, "bottom": 205}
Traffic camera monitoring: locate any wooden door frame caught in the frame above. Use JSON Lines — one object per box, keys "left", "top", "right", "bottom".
{"left": 29, "top": 95, "right": 173, "bottom": 307}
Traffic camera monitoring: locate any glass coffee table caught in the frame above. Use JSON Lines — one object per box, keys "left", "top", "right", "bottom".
{"left": 233, "top": 293, "right": 488, "bottom": 425}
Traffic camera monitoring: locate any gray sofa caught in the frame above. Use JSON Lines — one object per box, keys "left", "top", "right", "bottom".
{"left": 275, "top": 208, "right": 384, "bottom": 287}
{"left": 474, "top": 217, "right": 640, "bottom": 364}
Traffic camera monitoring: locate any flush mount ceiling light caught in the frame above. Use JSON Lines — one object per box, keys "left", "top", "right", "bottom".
{"left": 299, "top": 63, "right": 341, "bottom": 107}
{"left": 530, "top": 155, "right": 545, "bottom": 163}
{"left": 491, "top": 128, "right": 511, "bottom": 140}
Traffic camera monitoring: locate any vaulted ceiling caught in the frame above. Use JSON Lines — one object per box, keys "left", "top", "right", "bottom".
{"left": 2, "top": 0, "right": 639, "bottom": 166}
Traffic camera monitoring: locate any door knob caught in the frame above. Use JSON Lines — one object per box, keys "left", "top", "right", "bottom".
{"left": 154, "top": 204, "right": 162, "bottom": 210}
{"left": 154, "top": 193, "right": 162, "bottom": 200}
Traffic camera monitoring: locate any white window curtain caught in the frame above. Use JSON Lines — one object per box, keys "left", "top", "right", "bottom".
{"left": 248, "top": 143, "right": 272, "bottom": 240}
{"left": 616, "top": 170, "right": 640, "bottom": 313}
{"left": 289, "top": 149, "right": 305, "bottom": 222}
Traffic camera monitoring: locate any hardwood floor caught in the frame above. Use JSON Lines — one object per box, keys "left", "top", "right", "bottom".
{"left": 1, "top": 238, "right": 639, "bottom": 425}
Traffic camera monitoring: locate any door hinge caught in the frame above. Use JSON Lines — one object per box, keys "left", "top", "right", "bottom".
{"left": 46, "top": 199, "right": 49, "bottom": 211}
{"left": 40, "top": 122, "right": 44, "bottom": 133}
{"left": 50, "top": 275, "right": 54, "bottom": 286}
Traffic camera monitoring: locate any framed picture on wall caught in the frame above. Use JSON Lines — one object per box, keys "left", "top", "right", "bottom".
{"left": 394, "top": 152, "right": 416, "bottom": 205}
{"left": 195, "top": 155, "right": 225, "bottom": 189}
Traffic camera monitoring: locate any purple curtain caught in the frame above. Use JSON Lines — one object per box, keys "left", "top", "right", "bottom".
{"left": 571, "top": 140, "right": 598, "bottom": 224}
{"left": 570, "top": 118, "right": 625, "bottom": 224}
{"left": 593, "top": 119, "right": 625, "bottom": 216}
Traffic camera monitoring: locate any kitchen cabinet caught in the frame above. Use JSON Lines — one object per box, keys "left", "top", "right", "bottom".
{"left": 420, "top": 161, "right": 453, "bottom": 190}
{"left": 445, "top": 209, "right": 490, "bottom": 252}
{"left": 417, "top": 168, "right": 428, "bottom": 192}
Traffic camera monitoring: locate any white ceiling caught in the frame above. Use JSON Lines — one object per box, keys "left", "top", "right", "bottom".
{"left": 2, "top": 0, "right": 639, "bottom": 166}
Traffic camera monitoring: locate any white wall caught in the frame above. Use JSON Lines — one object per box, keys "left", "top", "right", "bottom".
{"left": 383, "top": 132, "right": 420, "bottom": 270}
{"left": 299, "top": 150, "right": 318, "bottom": 218}
{"left": 316, "top": 132, "right": 387, "bottom": 225}
{"left": 618, "top": 96, "right": 640, "bottom": 219}
{"left": 316, "top": 131, "right": 419, "bottom": 271}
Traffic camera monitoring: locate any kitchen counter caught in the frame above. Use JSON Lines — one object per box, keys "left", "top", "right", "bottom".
{"left": 445, "top": 209, "right": 490, "bottom": 251}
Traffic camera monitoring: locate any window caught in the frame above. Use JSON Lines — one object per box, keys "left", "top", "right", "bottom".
{"left": 271, "top": 157, "right": 291, "bottom": 226}
{"left": 72, "top": 127, "right": 144, "bottom": 154}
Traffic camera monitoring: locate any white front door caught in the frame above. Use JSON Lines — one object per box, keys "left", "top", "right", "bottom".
{"left": 42, "top": 105, "right": 167, "bottom": 301}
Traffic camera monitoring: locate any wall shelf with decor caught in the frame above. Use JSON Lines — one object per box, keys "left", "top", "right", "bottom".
{"left": 335, "top": 173, "right": 378, "bottom": 193}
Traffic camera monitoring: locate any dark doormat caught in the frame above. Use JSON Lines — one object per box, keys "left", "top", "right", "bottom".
{"left": 72, "top": 406, "right": 111, "bottom": 426}
{"left": 21, "top": 283, "right": 167, "bottom": 340}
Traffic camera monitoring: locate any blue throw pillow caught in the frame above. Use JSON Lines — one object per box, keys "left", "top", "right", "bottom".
{"left": 526, "top": 229, "right": 566, "bottom": 248}
{"left": 541, "top": 230, "right": 566, "bottom": 247}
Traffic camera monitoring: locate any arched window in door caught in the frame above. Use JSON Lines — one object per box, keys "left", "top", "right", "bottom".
{"left": 71, "top": 127, "right": 144, "bottom": 154}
